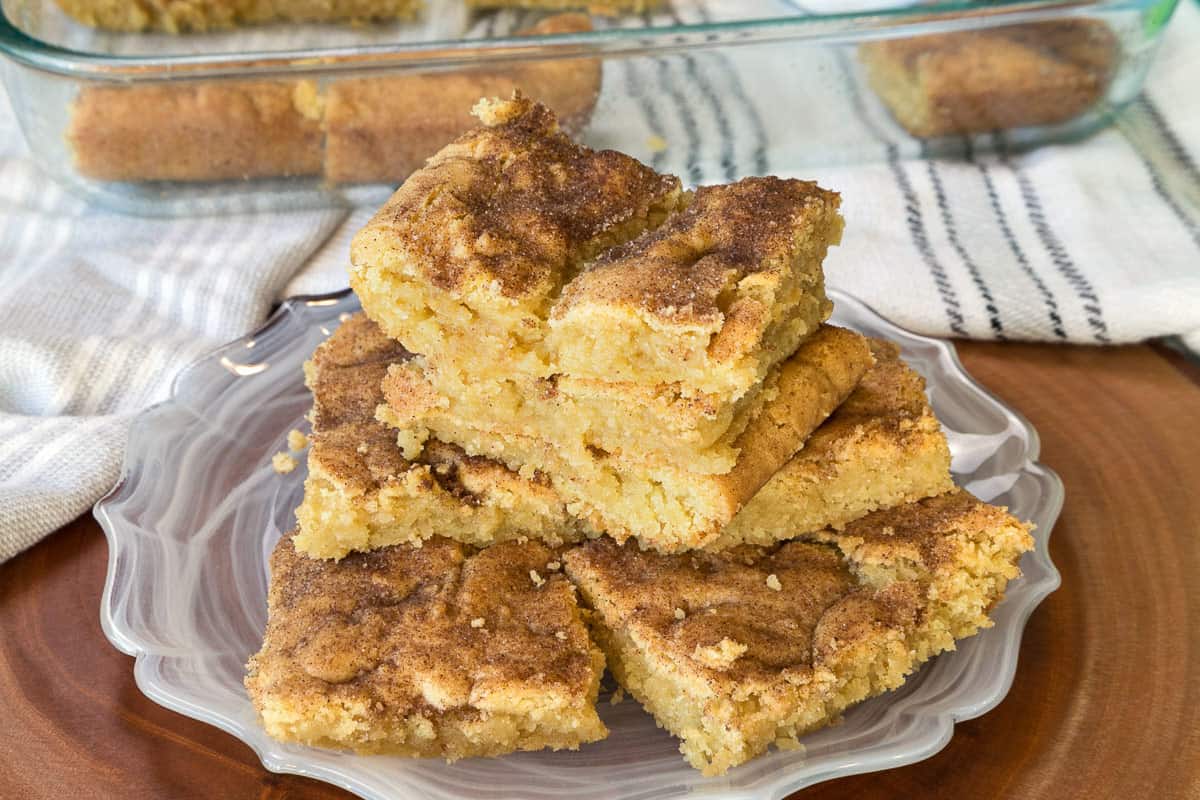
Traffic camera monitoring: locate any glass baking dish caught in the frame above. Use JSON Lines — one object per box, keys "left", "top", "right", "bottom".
{"left": 0, "top": 0, "right": 1180, "bottom": 216}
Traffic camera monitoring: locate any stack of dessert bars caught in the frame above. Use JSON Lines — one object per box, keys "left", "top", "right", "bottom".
{"left": 246, "top": 95, "right": 1034, "bottom": 776}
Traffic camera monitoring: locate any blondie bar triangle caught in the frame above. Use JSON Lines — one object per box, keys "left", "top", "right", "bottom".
{"left": 249, "top": 92, "right": 1034, "bottom": 776}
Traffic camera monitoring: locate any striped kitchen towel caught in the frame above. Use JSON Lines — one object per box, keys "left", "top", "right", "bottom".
{"left": 4, "top": 1, "right": 1200, "bottom": 562}
{"left": 0, "top": 88, "right": 347, "bottom": 561}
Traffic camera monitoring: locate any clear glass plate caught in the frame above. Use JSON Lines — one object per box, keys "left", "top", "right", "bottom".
{"left": 95, "top": 288, "right": 1063, "bottom": 800}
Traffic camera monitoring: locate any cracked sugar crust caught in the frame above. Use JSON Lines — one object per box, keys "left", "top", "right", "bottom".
{"left": 545, "top": 176, "right": 840, "bottom": 394}
{"left": 303, "top": 312, "right": 551, "bottom": 500}
{"left": 811, "top": 487, "right": 1034, "bottom": 583}
{"left": 564, "top": 536, "right": 916, "bottom": 689}
{"left": 305, "top": 310, "right": 410, "bottom": 437}
{"left": 293, "top": 313, "right": 577, "bottom": 560}
{"left": 246, "top": 534, "right": 607, "bottom": 756}
{"left": 564, "top": 491, "right": 1029, "bottom": 689}
{"left": 563, "top": 489, "right": 1032, "bottom": 774}
{"left": 352, "top": 93, "right": 683, "bottom": 306}
{"left": 350, "top": 94, "right": 841, "bottom": 398}
{"left": 551, "top": 176, "right": 839, "bottom": 329}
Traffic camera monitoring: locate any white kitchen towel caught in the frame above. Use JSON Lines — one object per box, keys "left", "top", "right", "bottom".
{"left": 0, "top": 87, "right": 347, "bottom": 561}
{"left": 4, "top": 1, "right": 1200, "bottom": 562}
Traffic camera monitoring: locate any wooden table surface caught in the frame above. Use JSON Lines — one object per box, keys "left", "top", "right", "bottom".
{"left": 1, "top": 341, "right": 1198, "bottom": 800}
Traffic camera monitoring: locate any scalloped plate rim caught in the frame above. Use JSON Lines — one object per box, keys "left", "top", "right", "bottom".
{"left": 94, "top": 287, "right": 1063, "bottom": 799}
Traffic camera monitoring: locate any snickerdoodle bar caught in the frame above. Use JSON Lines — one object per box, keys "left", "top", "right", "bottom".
{"left": 563, "top": 489, "right": 1032, "bottom": 774}
{"left": 247, "top": 533, "right": 606, "bottom": 757}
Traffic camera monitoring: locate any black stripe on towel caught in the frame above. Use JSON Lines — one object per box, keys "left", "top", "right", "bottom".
{"left": 828, "top": 48, "right": 967, "bottom": 336}
{"left": 619, "top": 58, "right": 671, "bottom": 173}
{"left": 974, "top": 155, "right": 1067, "bottom": 339}
{"left": 1127, "top": 139, "right": 1200, "bottom": 251}
{"left": 927, "top": 155, "right": 1005, "bottom": 339}
{"left": 640, "top": 10, "right": 703, "bottom": 184}
{"left": 996, "top": 135, "right": 1110, "bottom": 343}
{"left": 887, "top": 145, "right": 968, "bottom": 337}
{"left": 653, "top": 56, "right": 704, "bottom": 184}
{"left": 1122, "top": 100, "right": 1200, "bottom": 252}
{"left": 1139, "top": 96, "right": 1200, "bottom": 191}
{"left": 667, "top": 6, "right": 736, "bottom": 181}
{"left": 690, "top": 0, "right": 770, "bottom": 174}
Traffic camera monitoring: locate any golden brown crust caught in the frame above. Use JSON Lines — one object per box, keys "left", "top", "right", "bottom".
{"left": 69, "top": 81, "right": 324, "bottom": 182}
{"left": 305, "top": 313, "right": 509, "bottom": 498}
{"left": 68, "top": 16, "right": 601, "bottom": 183}
{"left": 259, "top": 534, "right": 593, "bottom": 706}
{"left": 307, "top": 313, "right": 409, "bottom": 429}
{"left": 566, "top": 536, "right": 910, "bottom": 686}
{"left": 294, "top": 313, "right": 577, "bottom": 559}
{"left": 716, "top": 338, "right": 956, "bottom": 548}
{"left": 55, "top": 0, "right": 420, "bottom": 32}
{"left": 246, "top": 533, "right": 607, "bottom": 755}
{"left": 833, "top": 340, "right": 916, "bottom": 408}
{"left": 779, "top": 338, "right": 942, "bottom": 478}
{"left": 544, "top": 175, "right": 840, "bottom": 394}
{"left": 807, "top": 488, "right": 1035, "bottom": 645}
{"left": 324, "top": 14, "right": 602, "bottom": 183}
{"left": 1003, "top": 20, "right": 1119, "bottom": 76}
{"left": 695, "top": 325, "right": 874, "bottom": 514}
{"left": 563, "top": 489, "right": 1033, "bottom": 774}
{"left": 824, "top": 487, "right": 1030, "bottom": 573}
{"left": 552, "top": 177, "right": 839, "bottom": 329}
{"left": 467, "top": 0, "right": 658, "bottom": 14}
{"left": 860, "top": 19, "right": 1118, "bottom": 138}
{"left": 304, "top": 313, "right": 429, "bottom": 495}
{"left": 353, "top": 93, "right": 683, "bottom": 302}
{"left": 352, "top": 95, "right": 841, "bottom": 399}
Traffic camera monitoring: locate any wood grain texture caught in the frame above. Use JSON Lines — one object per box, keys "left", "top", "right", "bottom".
{"left": 1, "top": 342, "right": 1197, "bottom": 800}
